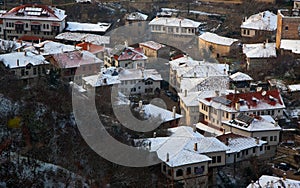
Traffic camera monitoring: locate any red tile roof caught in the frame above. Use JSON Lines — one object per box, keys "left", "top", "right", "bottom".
{"left": 204, "top": 89, "right": 284, "bottom": 109}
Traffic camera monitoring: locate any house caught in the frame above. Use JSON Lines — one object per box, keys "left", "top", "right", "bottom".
{"left": 133, "top": 103, "right": 182, "bottom": 129}
{"left": 247, "top": 175, "right": 300, "bottom": 188}
{"left": 276, "top": 9, "right": 300, "bottom": 49}
{"left": 125, "top": 12, "right": 148, "bottom": 25}
{"left": 241, "top": 10, "right": 277, "bottom": 42}
{"left": 149, "top": 17, "right": 202, "bottom": 37}
{"left": 55, "top": 32, "right": 110, "bottom": 45}
{"left": 178, "top": 90, "right": 233, "bottom": 126}
{"left": 216, "top": 133, "right": 267, "bottom": 164}
{"left": 134, "top": 126, "right": 228, "bottom": 187}
{"left": 105, "top": 44, "right": 147, "bottom": 69}
{"left": 76, "top": 41, "right": 108, "bottom": 59}
{"left": 229, "top": 72, "right": 253, "bottom": 91}
{"left": 242, "top": 42, "right": 277, "bottom": 71}
{"left": 222, "top": 114, "right": 281, "bottom": 157}
{"left": 0, "top": 4, "right": 66, "bottom": 40}
{"left": 82, "top": 67, "right": 120, "bottom": 89}
{"left": 198, "top": 89, "right": 285, "bottom": 129}
{"left": 65, "top": 22, "right": 111, "bottom": 35}
{"left": 139, "top": 41, "right": 170, "bottom": 59}
{"left": 0, "top": 51, "right": 50, "bottom": 83}
{"left": 50, "top": 50, "right": 103, "bottom": 82}
{"left": 169, "top": 56, "right": 229, "bottom": 92}
{"left": 279, "top": 40, "right": 300, "bottom": 58}
{"left": 118, "top": 68, "right": 162, "bottom": 96}
{"left": 198, "top": 32, "right": 239, "bottom": 58}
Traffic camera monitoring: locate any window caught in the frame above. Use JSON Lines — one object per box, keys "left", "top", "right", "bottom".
{"left": 243, "top": 29, "right": 246, "bottom": 35}
{"left": 245, "top": 149, "right": 248, "bottom": 155}
{"left": 21, "top": 69, "right": 25, "bottom": 76}
{"left": 260, "top": 146, "right": 263, "bottom": 151}
{"left": 212, "top": 156, "right": 216, "bottom": 163}
{"left": 247, "top": 30, "right": 250, "bottom": 35}
{"left": 274, "top": 136, "right": 277, "bottom": 141}
{"left": 261, "top": 137, "right": 267, "bottom": 141}
{"left": 253, "top": 147, "right": 256, "bottom": 153}
{"left": 217, "top": 156, "right": 221, "bottom": 163}
{"left": 33, "top": 68, "right": 36, "bottom": 75}
{"left": 162, "top": 165, "right": 166, "bottom": 172}
{"left": 194, "top": 166, "right": 204, "bottom": 175}
{"left": 186, "top": 167, "right": 191, "bottom": 175}
{"left": 285, "top": 26, "right": 289, "bottom": 30}
{"left": 168, "top": 169, "right": 171, "bottom": 176}
{"left": 237, "top": 152, "right": 240, "bottom": 158}
{"left": 131, "top": 88, "right": 136, "bottom": 92}
{"left": 270, "top": 136, "right": 273, "bottom": 142}
{"left": 176, "top": 169, "right": 183, "bottom": 177}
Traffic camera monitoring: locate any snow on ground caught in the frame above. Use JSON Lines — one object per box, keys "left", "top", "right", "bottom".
{"left": 161, "top": 8, "right": 221, "bottom": 16}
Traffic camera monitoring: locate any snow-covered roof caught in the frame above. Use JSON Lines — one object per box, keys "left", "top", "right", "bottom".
{"left": 222, "top": 115, "right": 282, "bottom": 132}
{"left": 247, "top": 175, "right": 300, "bottom": 188}
{"left": 280, "top": 40, "right": 300, "bottom": 54}
{"left": 0, "top": 51, "right": 49, "bottom": 68}
{"left": 116, "top": 47, "right": 148, "bottom": 61}
{"left": 0, "top": 4, "right": 66, "bottom": 21}
{"left": 288, "top": 84, "right": 300, "bottom": 92}
{"left": 217, "top": 133, "right": 267, "bottom": 154}
{"left": 52, "top": 50, "right": 103, "bottom": 69}
{"left": 149, "top": 17, "right": 202, "bottom": 28}
{"left": 119, "top": 68, "right": 163, "bottom": 81}
{"left": 126, "top": 12, "right": 148, "bottom": 21}
{"left": 199, "top": 32, "right": 238, "bottom": 46}
{"left": 55, "top": 32, "right": 110, "bottom": 45}
{"left": 25, "top": 40, "right": 81, "bottom": 55}
{"left": 135, "top": 126, "right": 228, "bottom": 167}
{"left": 178, "top": 91, "right": 201, "bottom": 107}
{"left": 230, "top": 72, "right": 253, "bottom": 81}
{"left": 83, "top": 67, "right": 120, "bottom": 87}
{"left": 241, "top": 10, "right": 277, "bottom": 31}
{"left": 66, "top": 22, "right": 111, "bottom": 33}
{"left": 200, "top": 89, "right": 285, "bottom": 113}
{"left": 141, "top": 104, "right": 182, "bottom": 122}
{"left": 243, "top": 42, "right": 276, "bottom": 58}
{"left": 139, "top": 41, "right": 165, "bottom": 50}
{"left": 169, "top": 56, "right": 199, "bottom": 70}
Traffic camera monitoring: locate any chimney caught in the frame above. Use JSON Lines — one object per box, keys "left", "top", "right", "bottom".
{"left": 172, "top": 106, "right": 176, "bottom": 118}
{"left": 251, "top": 180, "right": 254, "bottom": 188}
{"left": 139, "top": 100, "right": 143, "bottom": 108}
{"left": 194, "top": 72, "right": 196, "bottom": 78}
{"left": 215, "top": 90, "right": 219, "bottom": 96}
{"left": 270, "top": 180, "right": 274, "bottom": 188}
{"left": 124, "top": 40, "right": 128, "bottom": 47}
{"left": 184, "top": 89, "right": 187, "bottom": 97}
{"left": 153, "top": 132, "right": 156, "bottom": 138}
{"left": 87, "top": 43, "right": 90, "bottom": 51}
{"left": 283, "top": 172, "right": 287, "bottom": 181}
{"left": 17, "top": 59, "right": 19, "bottom": 67}
{"left": 255, "top": 137, "right": 259, "bottom": 145}
{"left": 24, "top": 51, "right": 27, "bottom": 56}
{"left": 263, "top": 41, "right": 266, "bottom": 49}
{"left": 194, "top": 143, "right": 198, "bottom": 151}
{"left": 166, "top": 153, "right": 169, "bottom": 162}
{"left": 225, "top": 137, "right": 229, "bottom": 145}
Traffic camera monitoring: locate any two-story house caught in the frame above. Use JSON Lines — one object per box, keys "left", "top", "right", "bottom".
{"left": 0, "top": 51, "right": 50, "bottom": 83}
{"left": 50, "top": 50, "right": 103, "bottom": 82}
{"left": 198, "top": 89, "right": 285, "bottom": 129}
{"left": 0, "top": 4, "right": 66, "bottom": 40}
{"left": 134, "top": 126, "right": 228, "bottom": 187}
{"left": 118, "top": 68, "right": 162, "bottom": 96}
{"left": 222, "top": 114, "right": 281, "bottom": 157}
{"left": 105, "top": 44, "right": 147, "bottom": 69}
{"left": 217, "top": 133, "right": 267, "bottom": 164}
{"left": 241, "top": 10, "right": 277, "bottom": 42}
